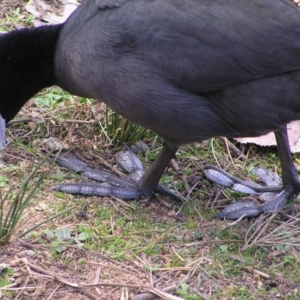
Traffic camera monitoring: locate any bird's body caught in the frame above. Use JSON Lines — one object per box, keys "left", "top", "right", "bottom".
{"left": 2, "top": 0, "right": 300, "bottom": 217}
{"left": 55, "top": 0, "right": 300, "bottom": 143}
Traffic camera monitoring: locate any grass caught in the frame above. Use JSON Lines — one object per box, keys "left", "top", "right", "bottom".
{"left": 0, "top": 152, "right": 50, "bottom": 245}
{"left": 1, "top": 1, "right": 300, "bottom": 299}
{"left": 104, "top": 108, "right": 149, "bottom": 147}
{"left": 2, "top": 86, "right": 300, "bottom": 300}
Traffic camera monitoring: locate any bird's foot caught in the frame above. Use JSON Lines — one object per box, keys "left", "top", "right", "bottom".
{"left": 52, "top": 149, "right": 143, "bottom": 199}
{"left": 52, "top": 148, "right": 183, "bottom": 202}
{"left": 204, "top": 165, "right": 297, "bottom": 219}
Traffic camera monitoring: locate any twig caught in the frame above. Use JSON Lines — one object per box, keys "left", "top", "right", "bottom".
{"left": 220, "top": 137, "right": 246, "bottom": 160}
{"left": 181, "top": 174, "right": 190, "bottom": 194}
{"left": 18, "top": 239, "right": 45, "bottom": 250}
{"left": 191, "top": 288, "right": 210, "bottom": 300}
{"left": 8, "top": 118, "right": 31, "bottom": 124}
{"left": 155, "top": 195, "right": 173, "bottom": 209}
{"left": 243, "top": 212, "right": 300, "bottom": 250}
{"left": 46, "top": 283, "right": 61, "bottom": 300}
{"left": 253, "top": 269, "right": 270, "bottom": 279}
{"left": 93, "top": 153, "right": 125, "bottom": 177}
{"left": 26, "top": 260, "right": 182, "bottom": 298}
{"left": 27, "top": 262, "right": 99, "bottom": 300}
{"left": 170, "top": 159, "right": 190, "bottom": 194}
{"left": 205, "top": 188, "right": 222, "bottom": 210}
{"left": 171, "top": 246, "right": 184, "bottom": 262}
{"left": 132, "top": 284, "right": 178, "bottom": 300}
{"left": 61, "top": 119, "right": 98, "bottom": 124}
{"left": 112, "top": 196, "right": 137, "bottom": 209}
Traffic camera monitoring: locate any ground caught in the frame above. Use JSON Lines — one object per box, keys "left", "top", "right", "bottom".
{"left": 1, "top": 1, "right": 300, "bottom": 300}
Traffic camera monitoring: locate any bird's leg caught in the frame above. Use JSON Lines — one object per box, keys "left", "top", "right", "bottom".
{"left": 53, "top": 141, "right": 182, "bottom": 201}
{"left": 209, "top": 127, "right": 300, "bottom": 219}
{"left": 274, "top": 128, "right": 300, "bottom": 188}
{"left": 137, "top": 141, "right": 179, "bottom": 198}
{"left": 259, "top": 127, "right": 300, "bottom": 212}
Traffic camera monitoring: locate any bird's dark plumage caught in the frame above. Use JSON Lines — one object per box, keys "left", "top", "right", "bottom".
{"left": 2, "top": 0, "right": 300, "bottom": 218}
{"left": 54, "top": 0, "right": 300, "bottom": 143}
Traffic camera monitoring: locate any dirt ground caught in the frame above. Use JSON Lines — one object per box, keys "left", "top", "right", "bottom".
{"left": 0, "top": 0, "right": 20, "bottom": 18}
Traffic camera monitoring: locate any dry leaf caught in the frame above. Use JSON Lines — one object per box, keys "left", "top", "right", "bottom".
{"left": 235, "top": 121, "right": 300, "bottom": 153}
{"left": 25, "top": 0, "right": 80, "bottom": 24}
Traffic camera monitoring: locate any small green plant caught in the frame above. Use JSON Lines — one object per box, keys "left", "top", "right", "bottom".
{"left": 34, "top": 88, "right": 72, "bottom": 107}
{"left": 0, "top": 267, "right": 13, "bottom": 287}
{"left": 40, "top": 226, "right": 94, "bottom": 254}
{"left": 175, "top": 283, "right": 201, "bottom": 300}
{"left": 0, "top": 176, "right": 8, "bottom": 188}
{"left": 3, "top": 7, "right": 35, "bottom": 28}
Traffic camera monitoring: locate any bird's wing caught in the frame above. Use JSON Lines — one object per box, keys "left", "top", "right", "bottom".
{"left": 60, "top": 0, "right": 300, "bottom": 94}
{"left": 84, "top": 0, "right": 299, "bottom": 94}
{"left": 126, "top": 0, "right": 300, "bottom": 93}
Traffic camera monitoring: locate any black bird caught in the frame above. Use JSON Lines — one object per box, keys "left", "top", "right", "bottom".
{"left": 1, "top": 0, "right": 300, "bottom": 218}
